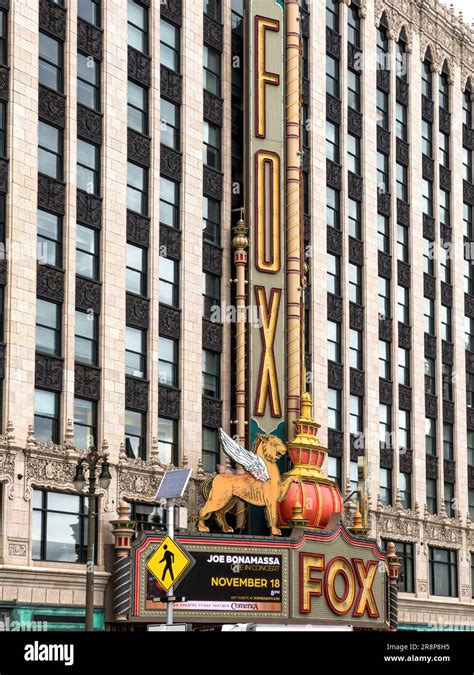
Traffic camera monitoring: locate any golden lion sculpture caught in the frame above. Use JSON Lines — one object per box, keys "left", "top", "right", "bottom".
{"left": 197, "top": 430, "right": 299, "bottom": 536}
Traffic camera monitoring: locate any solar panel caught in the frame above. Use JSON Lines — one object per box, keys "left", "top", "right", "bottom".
{"left": 155, "top": 468, "right": 192, "bottom": 500}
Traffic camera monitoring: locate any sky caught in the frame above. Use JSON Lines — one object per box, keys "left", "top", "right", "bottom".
{"left": 440, "top": 0, "right": 474, "bottom": 25}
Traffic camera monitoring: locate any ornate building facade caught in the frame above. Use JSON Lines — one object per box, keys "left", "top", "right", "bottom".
{"left": 0, "top": 0, "right": 474, "bottom": 631}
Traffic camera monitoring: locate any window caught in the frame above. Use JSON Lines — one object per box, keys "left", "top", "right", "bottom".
{"left": 74, "top": 398, "right": 96, "bottom": 450}
{"left": 396, "top": 224, "right": 409, "bottom": 263}
{"left": 463, "top": 89, "right": 472, "bottom": 127}
{"left": 39, "top": 32, "right": 63, "bottom": 93}
{"left": 348, "top": 263, "right": 362, "bottom": 305}
{"left": 0, "top": 9, "right": 7, "bottom": 66}
{"left": 75, "top": 310, "right": 97, "bottom": 366}
{"left": 442, "top": 364, "right": 453, "bottom": 402}
{"left": 126, "top": 326, "right": 146, "bottom": 379}
{"left": 379, "top": 403, "right": 391, "bottom": 449}
{"left": 429, "top": 547, "right": 457, "bottom": 597}
{"left": 379, "top": 340, "right": 391, "bottom": 380}
{"left": 34, "top": 389, "right": 59, "bottom": 443}
{"left": 130, "top": 502, "right": 166, "bottom": 533}
{"left": 127, "top": 162, "right": 147, "bottom": 215}
{"left": 347, "top": 5, "right": 360, "bottom": 46}
{"left": 77, "top": 53, "right": 100, "bottom": 111}
{"left": 425, "top": 358, "right": 435, "bottom": 395}
{"left": 37, "top": 210, "right": 61, "bottom": 268}
{"left": 326, "top": 55, "right": 339, "bottom": 99}
{"left": 327, "top": 254, "right": 340, "bottom": 296}
{"left": 444, "top": 483, "right": 454, "bottom": 518}
{"left": 397, "top": 285, "right": 409, "bottom": 324}
{"left": 377, "top": 152, "right": 389, "bottom": 193}
{"left": 398, "top": 410, "right": 410, "bottom": 453}
{"left": 202, "top": 350, "right": 220, "bottom": 398}
{"left": 326, "top": 121, "right": 339, "bottom": 163}
{"left": 443, "top": 422, "right": 453, "bottom": 460}
{"left": 204, "top": 46, "right": 221, "bottom": 96}
{"left": 378, "top": 277, "right": 390, "bottom": 319}
{"left": 422, "top": 120, "right": 433, "bottom": 157}
{"left": 125, "top": 409, "right": 146, "bottom": 460}
{"left": 36, "top": 299, "right": 61, "bottom": 357}
{"left": 379, "top": 468, "right": 392, "bottom": 506}
{"left": 350, "top": 461, "right": 358, "bottom": 495}
{"left": 439, "top": 72, "right": 450, "bottom": 111}
{"left": 349, "top": 329, "right": 363, "bottom": 370}
{"left": 399, "top": 472, "right": 411, "bottom": 510}
{"left": 203, "top": 272, "right": 220, "bottom": 319}
{"left": 160, "top": 19, "right": 179, "bottom": 72}
{"left": 398, "top": 347, "right": 410, "bottom": 386}
{"left": 348, "top": 70, "right": 360, "bottom": 112}
{"left": 126, "top": 243, "right": 147, "bottom": 297}
{"left": 439, "top": 189, "right": 450, "bottom": 227}
{"left": 350, "top": 395, "right": 363, "bottom": 435}
{"left": 328, "top": 388, "right": 341, "bottom": 431}
{"left": 327, "top": 187, "right": 340, "bottom": 229}
{"left": 463, "top": 147, "right": 472, "bottom": 183}
{"left": 327, "top": 456, "right": 342, "bottom": 489}
{"left": 425, "top": 417, "right": 436, "bottom": 456}
{"left": 203, "top": 196, "right": 220, "bottom": 245}
{"left": 128, "top": 80, "right": 148, "bottom": 135}
{"left": 424, "top": 297, "right": 435, "bottom": 335}
{"left": 439, "top": 131, "right": 450, "bottom": 168}
{"left": 441, "top": 304, "right": 451, "bottom": 343}
{"left": 466, "top": 316, "right": 474, "bottom": 352}
{"left": 377, "top": 214, "right": 390, "bottom": 253}
{"left": 396, "top": 163, "right": 408, "bottom": 203}
{"left": 203, "top": 122, "right": 221, "bottom": 170}
{"left": 78, "top": 0, "right": 101, "bottom": 27}
{"left": 0, "top": 101, "right": 5, "bottom": 158}
{"left": 382, "top": 541, "right": 414, "bottom": 593}
{"left": 423, "top": 238, "right": 434, "bottom": 275}
{"left": 377, "top": 90, "right": 389, "bottom": 129}
{"left": 468, "top": 431, "right": 474, "bottom": 466}
{"left": 328, "top": 321, "right": 341, "bottom": 364}
{"left": 348, "top": 199, "right": 361, "bottom": 240}
{"left": 128, "top": 0, "right": 148, "bottom": 54}
{"left": 159, "top": 256, "right": 179, "bottom": 307}
{"left": 203, "top": 427, "right": 219, "bottom": 473}
{"left": 396, "top": 40, "right": 407, "bottom": 81}
{"left": 32, "top": 490, "right": 95, "bottom": 563}
{"left": 204, "top": 0, "right": 221, "bottom": 21}
{"left": 77, "top": 139, "right": 100, "bottom": 196}
{"left": 396, "top": 103, "right": 407, "bottom": 141}
{"left": 38, "top": 122, "right": 63, "bottom": 180}
{"left": 469, "top": 489, "right": 474, "bottom": 522}
{"left": 422, "top": 60, "right": 432, "bottom": 99}
{"left": 347, "top": 134, "right": 360, "bottom": 175}
{"left": 426, "top": 478, "right": 437, "bottom": 515}
{"left": 158, "top": 336, "right": 178, "bottom": 387}
{"left": 160, "top": 97, "right": 180, "bottom": 150}
{"left": 326, "top": 0, "right": 339, "bottom": 32}
{"left": 160, "top": 176, "right": 179, "bottom": 230}
{"left": 76, "top": 224, "right": 99, "bottom": 280}
{"left": 467, "top": 373, "right": 474, "bottom": 409}
{"left": 422, "top": 179, "right": 433, "bottom": 217}
{"left": 158, "top": 417, "right": 178, "bottom": 465}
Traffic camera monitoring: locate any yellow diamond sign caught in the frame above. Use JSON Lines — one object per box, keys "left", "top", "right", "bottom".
{"left": 146, "top": 536, "right": 194, "bottom": 593}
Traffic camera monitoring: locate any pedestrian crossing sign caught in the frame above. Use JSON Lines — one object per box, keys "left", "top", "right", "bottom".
{"left": 146, "top": 536, "right": 194, "bottom": 593}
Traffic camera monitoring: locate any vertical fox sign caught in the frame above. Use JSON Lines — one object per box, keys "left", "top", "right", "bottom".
{"left": 247, "top": 0, "right": 286, "bottom": 444}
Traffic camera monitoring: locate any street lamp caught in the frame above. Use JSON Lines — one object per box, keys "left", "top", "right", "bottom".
{"left": 73, "top": 446, "right": 111, "bottom": 632}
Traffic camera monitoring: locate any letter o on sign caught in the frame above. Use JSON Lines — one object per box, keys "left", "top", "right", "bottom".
{"left": 324, "top": 557, "right": 356, "bottom": 616}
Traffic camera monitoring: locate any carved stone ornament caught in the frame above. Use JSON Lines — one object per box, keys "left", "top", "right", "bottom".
{"left": 77, "top": 105, "right": 102, "bottom": 145}
{"left": 328, "top": 362, "right": 343, "bottom": 390}
{"left": 161, "top": 0, "right": 182, "bottom": 27}
{"left": 326, "top": 26, "right": 341, "bottom": 60}
{"left": 326, "top": 160, "right": 341, "bottom": 190}
{"left": 350, "top": 368, "right": 364, "bottom": 396}
{"left": 379, "top": 378, "right": 393, "bottom": 405}
{"left": 39, "top": 86, "right": 65, "bottom": 128}
{"left": 77, "top": 190, "right": 102, "bottom": 229}
{"left": 397, "top": 261, "right": 411, "bottom": 288}
{"left": 425, "top": 394, "right": 438, "bottom": 419}
{"left": 202, "top": 397, "right": 222, "bottom": 428}
{"left": 158, "top": 385, "right": 180, "bottom": 419}
{"left": 379, "top": 318, "right": 392, "bottom": 341}
{"left": 397, "top": 199, "right": 410, "bottom": 226}
{"left": 327, "top": 226, "right": 342, "bottom": 255}
{"left": 76, "top": 277, "right": 101, "bottom": 314}
{"left": 127, "top": 211, "right": 150, "bottom": 247}
{"left": 203, "top": 166, "right": 223, "bottom": 200}
{"left": 424, "top": 273, "right": 436, "bottom": 299}
{"left": 423, "top": 213, "right": 435, "bottom": 240}
{"left": 396, "top": 138, "right": 409, "bottom": 167}
{"left": 38, "top": 174, "right": 65, "bottom": 215}
{"left": 327, "top": 293, "right": 342, "bottom": 323}
{"left": 8, "top": 540, "right": 28, "bottom": 557}
{"left": 35, "top": 355, "right": 63, "bottom": 392}
{"left": 202, "top": 319, "right": 222, "bottom": 352}
{"left": 74, "top": 364, "right": 100, "bottom": 400}
{"left": 347, "top": 108, "right": 362, "bottom": 138}
{"left": 377, "top": 126, "right": 390, "bottom": 155}
{"left": 348, "top": 237, "right": 364, "bottom": 265}
{"left": 126, "top": 294, "right": 150, "bottom": 330}
{"left": 348, "top": 172, "right": 363, "bottom": 202}
{"left": 203, "top": 242, "right": 222, "bottom": 276}
{"left": 424, "top": 333, "right": 436, "bottom": 359}
{"left": 118, "top": 460, "right": 164, "bottom": 504}
{"left": 422, "top": 154, "right": 435, "bottom": 182}
{"left": 128, "top": 47, "right": 151, "bottom": 87}
{"left": 326, "top": 93, "right": 341, "bottom": 125}
{"left": 204, "top": 91, "right": 224, "bottom": 127}
{"left": 441, "top": 339, "right": 454, "bottom": 365}
{"left": 39, "top": 0, "right": 66, "bottom": 41}
{"left": 349, "top": 303, "right": 364, "bottom": 331}
{"left": 0, "top": 342, "right": 5, "bottom": 379}
{"left": 377, "top": 191, "right": 391, "bottom": 216}
{"left": 0, "top": 67, "right": 9, "bottom": 102}
{"left": 327, "top": 430, "right": 343, "bottom": 458}
{"left": 422, "top": 95, "right": 433, "bottom": 123}
{"left": 398, "top": 322, "right": 411, "bottom": 349}
{"left": 161, "top": 65, "right": 182, "bottom": 104}
{"left": 374, "top": 508, "right": 420, "bottom": 542}
{"left": 399, "top": 384, "right": 412, "bottom": 411}
{"left": 125, "top": 377, "right": 149, "bottom": 413}
{"left": 203, "top": 14, "right": 223, "bottom": 52}
{"left": 128, "top": 130, "right": 151, "bottom": 168}
{"left": 0, "top": 446, "right": 16, "bottom": 499}
{"left": 160, "top": 225, "right": 181, "bottom": 260}
{"left": 37, "top": 265, "right": 64, "bottom": 303}
{"left": 77, "top": 18, "right": 103, "bottom": 61}
{"left": 159, "top": 305, "right": 181, "bottom": 340}
{"left": 160, "top": 145, "right": 181, "bottom": 181}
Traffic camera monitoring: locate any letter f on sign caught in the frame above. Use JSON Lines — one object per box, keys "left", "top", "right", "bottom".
{"left": 300, "top": 553, "right": 324, "bottom": 614}
{"left": 255, "top": 16, "right": 280, "bottom": 138}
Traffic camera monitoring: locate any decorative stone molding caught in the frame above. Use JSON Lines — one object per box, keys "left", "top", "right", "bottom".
{"left": 77, "top": 18, "right": 103, "bottom": 60}
{"left": 374, "top": 505, "right": 421, "bottom": 542}
{"left": 377, "top": 126, "right": 390, "bottom": 155}
{"left": 463, "top": 124, "right": 474, "bottom": 151}
{"left": 77, "top": 105, "right": 102, "bottom": 145}
{"left": 423, "top": 515, "right": 463, "bottom": 548}
{"left": 440, "top": 224, "right": 451, "bottom": 243}
{"left": 439, "top": 109, "right": 451, "bottom": 134}
{"left": 327, "top": 226, "right": 342, "bottom": 255}
{"left": 160, "top": 65, "right": 182, "bottom": 104}
{"left": 422, "top": 95, "right": 434, "bottom": 123}
{"left": 203, "top": 243, "right": 222, "bottom": 276}
{"left": 398, "top": 322, "right": 411, "bottom": 349}
{"left": 397, "top": 199, "right": 410, "bottom": 226}
{"left": 74, "top": 364, "right": 100, "bottom": 400}
{"left": 38, "top": 174, "right": 65, "bottom": 215}
{"left": 423, "top": 213, "right": 435, "bottom": 240}
{"left": 423, "top": 273, "right": 436, "bottom": 299}
{"left": 203, "top": 14, "right": 223, "bottom": 52}
{"left": 399, "top": 449, "right": 413, "bottom": 474}
{"left": 160, "top": 0, "right": 182, "bottom": 26}
{"left": 379, "top": 317, "right": 392, "bottom": 341}
{"left": 128, "top": 47, "right": 151, "bottom": 87}
{"left": 127, "top": 211, "right": 150, "bottom": 247}
{"left": 350, "top": 368, "right": 364, "bottom": 396}
{"left": 347, "top": 108, "right": 362, "bottom": 138}
{"left": 376, "top": 69, "right": 390, "bottom": 93}
{"left": 0, "top": 158, "right": 7, "bottom": 194}
{"left": 396, "top": 77, "right": 409, "bottom": 105}
{"left": 0, "top": 67, "right": 8, "bottom": 102}
{"left": 160, "top": 145, "right": 181, "bottom": 181}
{"left": 77, "top": 190, "right": 102, "bottom": 229}
{"left": 8, "top": 540, "right": 28, "bottom": 557}
{"left": 158, "top": 385, "right": 180, "bottom": 419}
{"left": 35, "top": 355, "right": 63, "bottom": 391}
{"left": 349, "top": 302, "right": 364, "bottom": 331}
{"left": 76, "top": 277, "right": 101, "bottom": 314}
{"left": 327, "top": 430, "right": 343, "bottom": 457}
{"left": 443, "top": 458, "right": 456, "bottom": 484}
{"left": 0, "top": 445, "right": 15, "bottom": 498}
{"left": 348, "top": 236, "right": 363, "bottom": 265}
{"left": 202, "top": 397, "right": 222, "bottom": 429}
{"left": 38, "top": 86, "right": 65, "bottom": 128}
{"left": 349, "top": 434, "right": 365, "bottom": 462}
{"left": 424, "top": 333, "right": 437, "bottom": 359}
{"left": 465, "top": 293, "right": 474, "bottom": 319}
{"left": 397, "top": 261, "right": 410, "bottom": 288}
{"left": 379, "top": 378, "right": 393, "bottom": 405}
{"left": 159, "top": 305, "right": 181, "bottom": 340}
{"left": 202, "top": 319, "right": 222, "bottom": 352}
{"left": 396, "top": 138, "right": 409, "bottom": 166}
{"left": 125, "top": 377, "right": 149, "bottom": 413}
{"left": 380, "top": 446, "right": 393, "bottom": 469}
{"left": 326, "top": 94, "right": 341, "bottom": 125}
{"left": 443, "top": 400, "right": 455, "bottom": 425}
{"left": 37, "top": 265, "right": 64, "bottom": 303}
{"left": 377, "top": 191, "right": 391, "bottom": 216}
{"left": 326, "top": 159, "right": 341, "bottom": 190}
{"left": 441, "top": 339, "right": 454, "bottom": 365}
{"left": 348, "top": 172, "right": 363, "bottom": 202}
{"left": 422, "top": 154, "right": 435, "bottom": 182}
{"left": 203, "top": 166, "right": 223, "bottom": 200}
{"left": 160, "top": 225, "right": 181, "bottom": 260}
{"left": 39, "top": 0, "right": 66, "bottom": 41}
{"left": 128, "top": 130, "right": 151, "bottom": 168}
{"left": 327, "top": 293, "right": 342, "bottom": 323}
{"left": 328, "top": 362, "right": 343, "bottom": 390}
{"left": 118, "top": 458, "right": 165, "bottom": 504}
{"left": 425, "top": 393, "right": 438, "bottom": 419}
{"left": 126, "top": 294, "right": 149, "bottom": 330}
{"left": 326, "top": 26, "right": 341, "bottom": 60}
{"left": 0, "top": 343, "right": 5, "bottom": 379}
{"left": 466, "top": 350, "right": 474, "bottom": 374}
{"left": 203, "top": 91, "right": 224, "bottom": 126}
{"left": 426, "top": 454, "right": 438, "bottom": 480}
{"left": 399, "top": 384, "right": 412, "bottom": 411}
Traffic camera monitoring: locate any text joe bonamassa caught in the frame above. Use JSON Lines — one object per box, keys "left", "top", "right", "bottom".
{"left": 146, "top": 553, "right": 283, "bottom": 612}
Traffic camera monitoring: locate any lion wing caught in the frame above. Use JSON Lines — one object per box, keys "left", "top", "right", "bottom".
{"left": 218, "top": 429, "right": 270, "bottom": 482}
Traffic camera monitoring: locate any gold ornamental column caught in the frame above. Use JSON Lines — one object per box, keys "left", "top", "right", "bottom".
{"left": 285, "top": 0, "right": 303, "bottom": 433}
{"left": 232, "top": 213, "right": 249, "bottom": 445}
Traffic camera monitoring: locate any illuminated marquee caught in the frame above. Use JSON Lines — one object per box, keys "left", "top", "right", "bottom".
{"left": 248, "top": 1, "right": 285, "bottom": 435}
